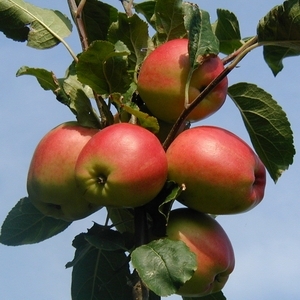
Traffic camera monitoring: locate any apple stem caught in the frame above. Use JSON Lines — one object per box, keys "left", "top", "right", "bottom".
{"left": 162, "top": 36, "right": 260, "bottom": 151}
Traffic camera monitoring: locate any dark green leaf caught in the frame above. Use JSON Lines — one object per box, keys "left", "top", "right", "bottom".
{"left": 154, "top": 0, "right": 187, "bottom": 44}
{"left": 228, "top": 82, "right": 295, "bottom": 182}
{"left": 131, "top": 238, "right": 197, "bottom": 297}
{"left": 74, "top": 0, "right": 118, "bottom": 44}
{"left": 183, "top": 290, "right": 226, "bottom": 300}
{"left": 85, "top": 223, "right": 128, "bottom": 251}
{"left": 0, "top": 197, "right": 71, "bottom": 246}
{"left": 76, "top": 40, "right": 131, "bottom": 96}
{"left": 0, "top": 0, "right": 72, "bottom": 48}
{"left": 257, "top": 0, "right": 300, "bottom": 75}
{"left": 108, "top": 13, "right": 150, "bottom": 70}
{"left": 107, "top": 207, "right": 135, "bottom": 234}
{"left": 213, "top": 9, "right": 243, "bottom": 55}
{"left": 183, "top": 2, "right": 219, "bottom": 63}
{"left": 68, "top": 233, "right": 131, "bottom": 300}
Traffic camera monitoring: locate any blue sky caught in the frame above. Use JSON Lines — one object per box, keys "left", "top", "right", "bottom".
{"left": 1, "top": 1, "right": 300, "bottom": 299}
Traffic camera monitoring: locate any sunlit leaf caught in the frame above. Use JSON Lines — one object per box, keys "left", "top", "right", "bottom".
{"left": 228, "top": 82, "right": 295, "bottom": 182}
{"left": 76, "top": 40, "right": 131, "bottom": 96}
{"left": 0, "top": 197, "right": 71, "bottom": 246}
{"left": 0, "top": 0, "right": 72, "bottom": 48}
{"left": 108, "top": 13, "right": 150, "bottom": 70}
{"left": 212, "top": 9, "right": 243, "bottom": 54}
{"left": 154, "top": 0, "right": 187, "bottom": 44}
{"left": 131, "top": 238, "right": 197, "bottom": 297}
{"left": 257, "top": 0, "right": 300, "bottom": 75}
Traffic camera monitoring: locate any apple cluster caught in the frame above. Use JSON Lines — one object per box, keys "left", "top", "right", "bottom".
{"left": 26, "top": 38, "right": 267, "bottom": 297}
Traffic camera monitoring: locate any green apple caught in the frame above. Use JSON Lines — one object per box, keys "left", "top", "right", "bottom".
{"left": 137, "top": 38, "right": 228, "bottom": 124}
{"left": 75, "top": 123, "right": 168, "bottom": 207}
{"left": 166, "top": 126, "right": 266, "bottom": 214}
{"left": 167, "top": 208, "right": 235, "bottom": 297}
{"left": 27, "top": 121, "right": 101, "bottom": 222}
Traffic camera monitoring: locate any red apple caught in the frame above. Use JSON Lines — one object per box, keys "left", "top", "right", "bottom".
{"left": 27, "top": 122, "right": 101, "bottom": 221}
{"left": 75, "top": 123, "right": 168, "bottom": 207}
{"left": 137, "top": 38, "right": 228, "bottom": 123}
{"left": 166, "top": 126, "right": 266, "bottom": 214}
{"left": 166, "top": 208, "right": 235, "bottom": 297}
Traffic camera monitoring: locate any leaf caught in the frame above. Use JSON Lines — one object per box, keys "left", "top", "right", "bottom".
{"left": 68, "top": 233, "right": 131, "bottom": 300}
{"left": 228, "top": 82, "right": 295, "bottom": 182}
{"left": 108, "top": 13, "right": 150, "bottom": 70}
{"left": 107, "top": 207, "right": 135, "bottom": 234}
{"left": 16, "top": 65, "right": 101, "bottom": 128}
{"left": 183, "top": 2, "right": 219, "bottom": 61}
{"left": 154, "top": 0, "right": 187, "bottom": 44}
{"left": 131, "top": 238, "right": 197, "bottom": 297}
{"left": 76, "top": 40, "right": 131, "bottom": 96}
{"left": 74, "top": 0, "right": 118, "bottom": 44}
{"left": 183, "top": 290, "right": 227, "bottom": 300}
{"left": 257, "top": 0, "right": 300, "bottom": 75}
{"left": 0, "top": 197, "right": 71, "bottom": 246}
{"left": 134, "top": 0, "right": 156, "bottom": 30}
{"left": 0, "top": 0, "right": 72, "bottom": 48}
{"left": 212, "top": 9, "right": 243, "bottom": 55}
{"left": 85, "top": 223, "right": 128, "bottom": 251}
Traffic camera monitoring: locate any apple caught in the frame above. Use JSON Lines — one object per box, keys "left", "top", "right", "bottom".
{"left": 166, "top": 126, "right": 266, "bottom": 214}
{"left": 75, "top": 123, "right": 168, "bottom": 207}
{"left": 137, "top": 38, "right": 228, "bottom": 124}
{"left": 166, "top": 207, "right": 235, "bottom": 297}
{"left": 27, "top": 121, "right": 101, "bottom": 222}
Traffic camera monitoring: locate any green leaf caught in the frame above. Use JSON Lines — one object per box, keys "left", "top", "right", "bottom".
{"left": 107, "top": 207, "right": 135, "bottom": 234}
{"left": 0, "top": 197, "right": 71, "bottom": 246}
{"left": 76, "top": 40, "right": 131, "bottom": 96}
{"left": 212, "top": 9, "right": 243, "bottom": 55}
{"left": 183, "top": 2, "right": 219, "bottom": 60}
{"left": 85, "top": 223, "right": 128, "bottom": 251}
{"left": 0, "top": 0, "right": 72, "bottom": 48}
{"left": 257, "top": 0, "right": 300, "bottom": 75}
{"left": 154, "top": 0, "right": 187, "bottom": 45}
{"left": 183, "top": 290, "right": 227, "bottom": 300}
{"left": 131, "top": 238, "right": 197, "bottom": 297}
{"left": 74, "top": 0, "right": 118, "bottom": 44}
{"left": 68, "top": 233, "right": 131, "bottom": 300}
{"left": 16, "top": 65, "right": 101, "bottom": 128}
{"left": 228, "top": 82, "right": 295, "bottom": 182}
{"left": 108, "top": 13, "right": 150, "bottom": 70}
{"left": 134, "top": 0, "right": 156, "bottom": 30}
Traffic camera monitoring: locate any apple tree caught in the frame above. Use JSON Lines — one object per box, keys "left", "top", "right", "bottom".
{"left": 0, "top": 0, "right": 298, "bottom": 299}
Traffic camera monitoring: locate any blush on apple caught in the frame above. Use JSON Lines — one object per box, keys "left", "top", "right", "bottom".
{"left": 166, "top": 125, "right": 266, "bottom": 214}
{"left": 137, "top": 38, "right": 228, "bottom": 123}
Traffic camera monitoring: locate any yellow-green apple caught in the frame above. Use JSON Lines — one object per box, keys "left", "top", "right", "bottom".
{"left": 137, "top": 38, "right": 228, "bottom": 123}
{"left": 166, "top": 207, "right": 235, "bottom": 297}
{"left": 166, "top": 126, "right": 266, "bottom": 214}
{"left": 75, "top": 123, "right": 168, "bottom": 207}
{"left": 27, "top": 122, "right": 101, "bottom": 222}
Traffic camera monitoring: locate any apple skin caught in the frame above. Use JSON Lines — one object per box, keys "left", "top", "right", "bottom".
{"left": 166, "top": 126, "right": 266, "bottom": 214}
{"left": 27, "top": 122, "right": 101, "bottom": 222}
{"left": 75, "top": 123, "right": 168, "bottom": 207}
{"left": 137, "top": 38, "right": 228, "bottom": 124}
{"left": 166, "top": 208, "right": 235, "bottom": 297}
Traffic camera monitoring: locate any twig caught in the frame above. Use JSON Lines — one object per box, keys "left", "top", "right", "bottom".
{"left": 120, "top": 0, "right": 134, "bottom": 17}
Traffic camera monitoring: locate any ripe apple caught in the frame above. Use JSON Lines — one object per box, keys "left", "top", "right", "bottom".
{"left": 137, "top": 38, "right": 228, "bottom": 124}
{"left": 27, "top": 121, "right": 101, "bottom": 222}
{"left": 166, "top": 208, "right": 235, "bottom": 297}
{"left": 75, "top": 123, "right": 168, "bottom": 207}
{"left": 166, "top": 126, "right": 266, "bottom": 214}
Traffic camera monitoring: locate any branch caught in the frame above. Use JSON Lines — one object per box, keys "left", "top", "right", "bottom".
{"left": 120, "top": 0, "right": 134, "bottom": 17}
